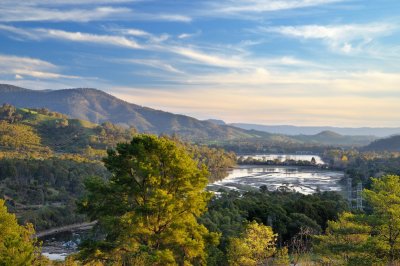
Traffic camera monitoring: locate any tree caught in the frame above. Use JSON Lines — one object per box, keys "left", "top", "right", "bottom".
{"left": 273, "top": 247, "right": 290, "bottom": 266}
{"left": 79, "top": 135, "right": 218, "bottom": 265}
{"left": 0, "top": 199, "right": 41, "bottom": 265}
{"left": 313, "top": 212, "right": 372, "bottom": 265}
{"left": 227, "top": 221, "right": 277, "bottom": 266}
{"left": 364, "top": 175, "right": 400, "bottom": 263}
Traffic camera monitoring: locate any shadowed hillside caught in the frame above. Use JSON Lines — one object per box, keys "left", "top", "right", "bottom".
{"left": 292, "top": 130, "right": 376, "bottom": 146}
{"left": 0, "top": 84, "right": 268, "bottom": 141}
{"left": 0, "top": 84, "right": 376, "bottom": 146}
{"left": 363, "top": 135, "right": 400, "bottom": 152}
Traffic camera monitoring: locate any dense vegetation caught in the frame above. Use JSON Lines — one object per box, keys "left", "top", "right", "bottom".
{"left": 0, "top": 199, "right": 49, "bottom": 265}
{"left": 0, "top": 158, "right": 110, "bottom": 230}
{"left": 323, "top": 149, "right": 400, "bottom": 187}
{"left": 1, "top": 103, "right": 400, "bottom": 265}
{"left": 363, "top": 135, "right": 400, "bottom": 152}
{"left": 0, "top": 104, "right": 236, "bottom": 231}
{"left": 200, "top": 189, "right": 348, "bottom": 265}
{"left": 78, "top": 135, "right": 218, "bottom": 265}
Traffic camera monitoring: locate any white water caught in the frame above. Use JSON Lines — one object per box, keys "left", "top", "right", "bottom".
{"left": 210, "top": 165, "right": 344, "bottom": 195}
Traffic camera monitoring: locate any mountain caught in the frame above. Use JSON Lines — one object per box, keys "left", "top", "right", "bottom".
{"left": 0, "top": 84, "right": 376, "bottom": 147}
{"left": 205, "top": 119, "right": 226, "bottom": 126}
{"left": 363, "top": 135, "right": 400, "bottom": 152}
{"left": 292, "top": 130, "right": 376, "bottom": 146}
{"left": 0, "top": 84, "right": 266, "bottom": 141}
{"left": 231, "top": 123, "right": 400, "bottom": 138}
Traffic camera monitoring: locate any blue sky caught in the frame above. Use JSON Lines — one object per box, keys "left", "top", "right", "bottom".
{"left": 0, "top": 0, "right": 399, "bottom": 126}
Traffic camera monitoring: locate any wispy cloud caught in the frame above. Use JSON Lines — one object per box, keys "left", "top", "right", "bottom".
{"left": 178, "top": 31, "right": 202, "bottom": 39}
{"left": 212, "top": 0, "right": 344, "bottom": 14}
{"left": 37, "top": 29, "right": 143, "bottom": 49}
{"left": 123, "top": 59, "right": 184, "bottom": 74}
{"left": 0, "top": 6, "right": 132, "bottom": 22}
{"left": 0, "top": 0, "right": 138, "bottom": 5}
{"left": 0, "top": 54, "right": 80, "bottom": 80}
{"left": 110, "top": 67, "right": 400, "bottom": 126}
{"left": 110, "top": 27, "right": 170, "bottom": 43}
{"left": 156, "top": 14, "right": 192, "bottom": 23}
{"left": 0, "top": 25, "right": 40, "bottom": 40}
{"left": 0, "top": 1, "right": 191, "bottom": 23}
{"left": 0, "top": 25, "right": 247, "bottom": 69}
{"left": 262, "top": 23, "right": 395, "bottom": 53}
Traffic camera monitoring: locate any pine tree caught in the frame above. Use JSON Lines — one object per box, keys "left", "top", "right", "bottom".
{"left": 78, "top": 135, "right": 218, "bottom": 265}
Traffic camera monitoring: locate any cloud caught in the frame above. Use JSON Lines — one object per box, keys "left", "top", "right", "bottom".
{"left": 168, "top": 47, "right": 245, "bottom": 68}
{"left": 0, "top": 25, "right": 246, "bottom": 69}
{"left": 0, "top": 0, "right": 138, "bottom": 5}
{"left": 0, "top": 54, "right": 80, "bottom": 80}
{"left": 178, "top": 31, "right": 201, "bottom": 39}
{"left": 0, "top": 5, "right": 132, "bottom": 22}
{"left": 0, "top": 24, "right": 40, "bottom": 40}
{"left": 37, "top": 29, "right": 143, "bottom": 49}
{"left": 123, "top": 59, "right": 184, "bottom": 74}
{"left": 262, "top": 23, "right": 395, "bottom": 53}
{"left": 110, "top": 84, "right": 400, "bottom": 127}
{"left": 155, "top": 14, "right": 192, "bottom": 22}
{"left": 0, "top": 1, "right": 191, "bottom": 23}
{"left": 110, "top": 67, "right": 400, "bottom": 127}
{"left": 110, "top": 27, "right": 170, "bottom": 43}
{"left": 213, "top": 0, "right": 344, "bottom": 13}
{"left": 200, "top": 0, "right": 345, "bottom": 19}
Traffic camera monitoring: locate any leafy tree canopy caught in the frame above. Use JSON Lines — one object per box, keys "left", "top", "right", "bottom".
{"left": 0, "top": 199, "right": 40, "bottom": 265}
{"left": 78, "top": 135, "right": 218, "bottom": 265}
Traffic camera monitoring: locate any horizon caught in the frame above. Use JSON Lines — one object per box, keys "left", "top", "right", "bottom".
{"left": 0, "top": 1, "right": 399, "bottom": 127}
{"left": 2, "top": 82, "right": 400, "bottom": 132}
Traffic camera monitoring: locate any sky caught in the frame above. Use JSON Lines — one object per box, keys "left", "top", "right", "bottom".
{"left": 0, "top": 0, "right": 399, "bottom": 127}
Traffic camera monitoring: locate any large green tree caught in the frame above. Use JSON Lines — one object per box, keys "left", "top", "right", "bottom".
{"left": 79, "top": 135, "right": 218, "bottom": 265}
{"left": 227, "top": 221, "right": 277, "bottom": 266}
{"left": 313, "top": 212, "right": 372, "bottom": 265}
{"left": 364, "top": 175, "right": 400, "bottom": 263}
{"left": 0, "top": 199, "right": 41, "bottom": 266}
{"left": 315, "top": 175, "right": 400, "bottom": 265}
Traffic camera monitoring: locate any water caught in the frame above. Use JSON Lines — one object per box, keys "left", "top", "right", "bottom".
{"left": 209, "top": 165, "right": 344, "bottom": 195}
{"left": 40, "top": 230, "right": 88, "bottom": 261}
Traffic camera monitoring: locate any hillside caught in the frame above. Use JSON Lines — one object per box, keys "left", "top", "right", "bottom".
{"left": 231, "top": 123, "right": 400, "bottom": 137}
{"left": 292, "top": 130, "right": 376, "bottom": 146}
{"left": 363, "top": 135, "right": 400, "bottom": 152}
{"left": 0, "top": 84, "right": 267, "bottom": 142}
{"left": 0, "top": 104, "right": 238, "bottom": 230}
{"left": 0, "top": 103, "right": 137, "bottom": 160}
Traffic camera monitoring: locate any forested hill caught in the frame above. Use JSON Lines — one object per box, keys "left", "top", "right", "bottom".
{"left": 0, "top": 84, "right": 376, "bottom": 146}
{"left": 363, "top": 135, "right": 400, "bottom": 152}
{"left": 0, "top": 103, "right": 137, "bottom": 160}
{"left": 292, "top": 130, "right": 376, "bottom": 146}
{"left": 0, "top": 84, "right": 265, "bottom": 141}
{"left": 0, "top": 104, "right": 237, "bottom": 230}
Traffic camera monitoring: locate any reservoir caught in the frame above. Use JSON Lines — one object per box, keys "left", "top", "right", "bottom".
{"left": 209, "top": 154, "right": 344, "bottom": 194}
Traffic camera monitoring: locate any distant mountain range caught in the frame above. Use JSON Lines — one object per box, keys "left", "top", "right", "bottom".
{"left": 0, "top": 84, "right": 377, "bottom": 146}
{"left": 363, "top": 135, "right": 400, "bottom": 152}
{"left": 230, "top": 123, "right": 400, "bottom": 138}
{"left": 0, "top": 84, "right": 266, "bottom": 141}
